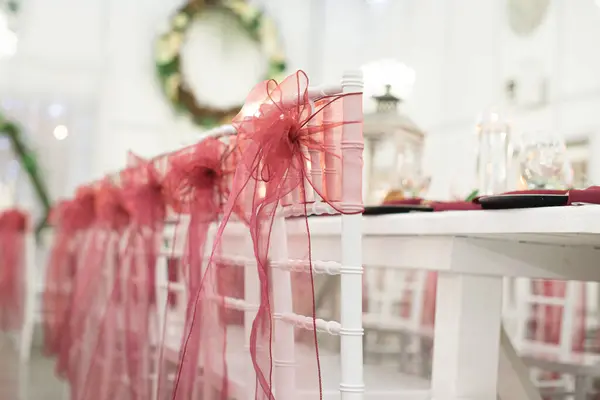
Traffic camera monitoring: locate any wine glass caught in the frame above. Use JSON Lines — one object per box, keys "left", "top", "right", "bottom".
{"left": 519, "top": 132, "right": 572, "bottom": 189}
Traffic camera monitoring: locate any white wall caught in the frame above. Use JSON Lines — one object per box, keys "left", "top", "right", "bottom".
{"left": 2, "top": 0, "right": 600, "bottom": 200}
{"left": 321, "top": 0, "right": 600, "bottom": 197}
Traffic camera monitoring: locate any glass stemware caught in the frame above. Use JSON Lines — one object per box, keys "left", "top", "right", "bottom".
{"left": 395, "top": 147, "right": 430, "bottom": 198}
{"left": 519, "top": 132, "right": 572, "bottom": 189}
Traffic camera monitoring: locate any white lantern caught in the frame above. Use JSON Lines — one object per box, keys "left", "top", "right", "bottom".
{"left": 363, "top": 85, "right": 428, "bottom": 205}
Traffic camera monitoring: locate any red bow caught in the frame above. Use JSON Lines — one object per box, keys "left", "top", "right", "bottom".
{"left": 121, "top": 161, "right": 166, "bottom": 228}
{"left": 95, "top": 180, "right": 130, "bottom": 231}
{"left": 174, "top": 70, "right": 362, "bottom": 400}
{"left": 164, "top": 137, "right": 229, "bottom": 216}
{"left": 0, "top": 209, "right": 27, "bottom": 232}
{"left": 161, "top": 137, "right": 235, "bottom": 400}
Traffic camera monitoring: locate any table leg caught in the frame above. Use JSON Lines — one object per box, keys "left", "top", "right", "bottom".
{"left": 498, "top": 325, "right": 541, "bottom": 400}
{"left": 431, "top": 272, "right": 502, "bottom": 400}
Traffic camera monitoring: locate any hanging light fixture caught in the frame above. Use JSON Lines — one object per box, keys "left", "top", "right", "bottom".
{"left": 53, "top": 125, "right": 69, "bottom": 141}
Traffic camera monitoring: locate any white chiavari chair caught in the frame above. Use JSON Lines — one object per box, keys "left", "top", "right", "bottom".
{"left": 67, "top": 227, "right": 143, "bottom": 399}
{"left": 72, "top": 223, "right": 154, "bottom": 400}
{"left": 504, "top": 278, "right": 600, "bottom": 399}
{"left": 362, "top": 268, "right": 431, "bottom": 376}
{"left": 262, "top": 70, "right": 429, "bottom": 399}
{"left": 213, "top": 70, "right": 429, "bottom": 399}
{"left": 154, "top": 71, "right": 431, "bottom": 399}
{"left": 154, "top": 128, "right": 243, "bottom": 398}
{"left": 76, "top": 229, "right": 121, "bottom": 399}
{"left": 154, "top": 217, "right": 189, "bottom": 396}
{"left": 157, "top": 218, "right": 253, "bottom": 399}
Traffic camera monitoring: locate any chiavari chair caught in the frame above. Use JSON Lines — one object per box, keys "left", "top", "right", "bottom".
{"left": 362, "top": 268, "right": 432, "bottom": 376}
{"left": 198, "top": 70, "right": 430, "bottom": 399}
{"left": 504, "top": 278, "right": 600, "bottom": 399}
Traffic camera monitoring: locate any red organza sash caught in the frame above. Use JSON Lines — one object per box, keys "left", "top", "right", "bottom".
{"left": 160, "top": 138, "right": 233, "bottom": 399}
{"left": 119, "top": 154, "right": 166, "bottom": 400}
{"left": 174, "top": 70, "right": 362, "bottom": 399}
{"left": 76, "top": 181, "right": 131, "bottom": 400}
{"left": 43, "top": 201, "right": 71, "bottom": 355}
{"left": 44, "top": 200, "right": 95, "bottom": 356}
{"left": 0, "top": 209, "right": 28, "bottom": 332}
{"left": 54, "top": 187, "right": 97, "bottom": 382}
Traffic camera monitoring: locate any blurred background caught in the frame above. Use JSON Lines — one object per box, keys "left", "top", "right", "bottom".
{"left": 1, "top": 0, "right": 600, "bottom": 397}
{"left": 2, "top": 0, "right": 598, "bottom": 209}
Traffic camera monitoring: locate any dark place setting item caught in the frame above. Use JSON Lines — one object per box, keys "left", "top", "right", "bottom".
{"left": 476, "top": 193, "right": 569, "bottom": 210}
{"left": 363, "top": 204, "right": 434, "bottom": 216}
{"left": 475, "top": 190, "right": 569, "bottom": 210}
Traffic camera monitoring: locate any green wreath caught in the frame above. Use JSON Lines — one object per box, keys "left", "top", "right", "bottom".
{"left": 0, "top": 113, "right": 51, "bottom": 235}
{"left": 155, "top": 0, "right": 287, "bottom": 129}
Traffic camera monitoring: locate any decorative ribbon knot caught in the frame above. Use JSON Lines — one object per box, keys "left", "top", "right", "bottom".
{"left": 49, "top": 201, "right": 67, "bottom": 226}
{"left": 0, "top": 209, "right": 28, "bottom": 232}
{"left": 67, "top": 187, "right": 97, "bottom": 231}
{"left": 164, "top": 137, "right": 229, "bottom": 217}
{"left": 121, "top": 164, "right": 166, "bottom": 228}
{"left": 124, "top": 181, "right": 166, "bottom": 227}
{"left": 176, "top": 71, "right": 361, "bottom": 400}
{"left": 120, "top": 154, "right": 167, "bottom": 227}
{"left": 95, "top": 182, "right": 129, "bottom": 231}
{"left": 231, "top": 71, "right": 349, "bottom": 207}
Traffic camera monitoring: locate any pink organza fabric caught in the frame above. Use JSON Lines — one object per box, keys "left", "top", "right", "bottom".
{"left": 55, "top": 187, "right": 97, "bottom": 383}
{"left": 160, "top": 137, "right": 234, "bottom": 400}
{"left": 0, "top": 209, "right": 28, "bottom": 332}
{"left": 62, "top": 182, "right": 129, "bottom": 400}
{"left": 173, "top": 71, "right": 362, "bottom": 399}
{"left": 117, "top": 154, "right": 166, "bottom": 400}
{"left": 43, "top": 201, "right": 73, "bottom": 355}
{"left": 79, "top": 181, "right": 132, "bottom": 400}
{"left": 44, "top": 199, "right": 97, "bottom": 357}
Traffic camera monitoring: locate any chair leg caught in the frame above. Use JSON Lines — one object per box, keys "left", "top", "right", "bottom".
{"left": 397, "top": 331, "right": 409, "bottom": 372}
{"left": 574, "top": 375, "right": 588, "bottom": 400}
{"left": 62, "top": 380, "right": 70, "bottom": 400}
{"left": 19, "top": 317, "right": 34, "bottom": 363}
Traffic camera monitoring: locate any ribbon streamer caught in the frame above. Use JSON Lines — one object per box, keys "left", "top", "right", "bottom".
{"left": 174, "top": 70, "right": 362, "bottom": 399}
{"left": 161, "top": 137, "right": 234, "bottom": 400}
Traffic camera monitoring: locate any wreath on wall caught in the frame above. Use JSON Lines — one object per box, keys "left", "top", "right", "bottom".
{"left": 155, "top": 0, "right": 287, "bottom": 129}
{"left": 0, "top": 113, "right": 51, "bottom": 234}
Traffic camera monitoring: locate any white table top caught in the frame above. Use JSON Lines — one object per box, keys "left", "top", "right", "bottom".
{"left": 287, "top": 206, "right": 600, "bottom": 281}
{"left": 290, "top": 206, "right": 600, "bottom": 246}
{"left": 201, "top": 206, "right": 600, "bottom": 279}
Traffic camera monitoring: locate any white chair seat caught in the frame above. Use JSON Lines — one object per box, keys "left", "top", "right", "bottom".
{"left": 164, "top": 324, "right": 431, "bottom": 399}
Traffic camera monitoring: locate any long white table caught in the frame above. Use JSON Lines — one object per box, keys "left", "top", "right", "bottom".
{"left": 297, "top": 206, "right": 600, "bottom": 400}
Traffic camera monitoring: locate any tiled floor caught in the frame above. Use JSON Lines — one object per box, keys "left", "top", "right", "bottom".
{"left": 0, "top": 336, "right": 66, "bottom": 400}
